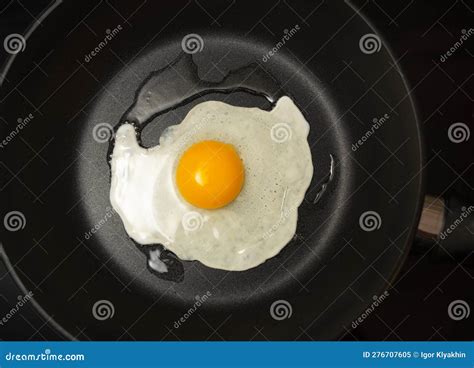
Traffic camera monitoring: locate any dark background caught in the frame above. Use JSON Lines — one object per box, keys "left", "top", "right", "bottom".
{"left": 0, "top": 0, "right": 472, "bottom": 340}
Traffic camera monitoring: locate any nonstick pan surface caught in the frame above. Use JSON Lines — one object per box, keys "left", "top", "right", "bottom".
{"left": 0, "top": 0, "right": 423, "bottom": 340}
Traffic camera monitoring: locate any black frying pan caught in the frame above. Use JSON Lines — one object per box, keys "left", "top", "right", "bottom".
{"left": 0, "top": 0, "right": 428, "bottom": 340}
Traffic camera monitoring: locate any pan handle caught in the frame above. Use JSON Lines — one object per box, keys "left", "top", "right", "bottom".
{"left": 416, "top": 194, "right": 474, "bottom": 256}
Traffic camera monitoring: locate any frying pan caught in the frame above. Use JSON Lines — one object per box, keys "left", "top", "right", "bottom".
{"left": 0, "top": 0, "right": 453, "bottom": 340}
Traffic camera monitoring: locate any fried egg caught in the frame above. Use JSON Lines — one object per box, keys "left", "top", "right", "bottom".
{"left": 109, "top": 96, "right": 313, "bottom": 271}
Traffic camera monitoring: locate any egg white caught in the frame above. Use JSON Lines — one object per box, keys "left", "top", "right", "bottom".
{"left": 109, "top": 96, "right": 313, "bottom": 271}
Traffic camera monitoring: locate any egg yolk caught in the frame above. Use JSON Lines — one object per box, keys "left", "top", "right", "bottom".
{"left": 176, "top": 140, "right": 245, "bottom": 209}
